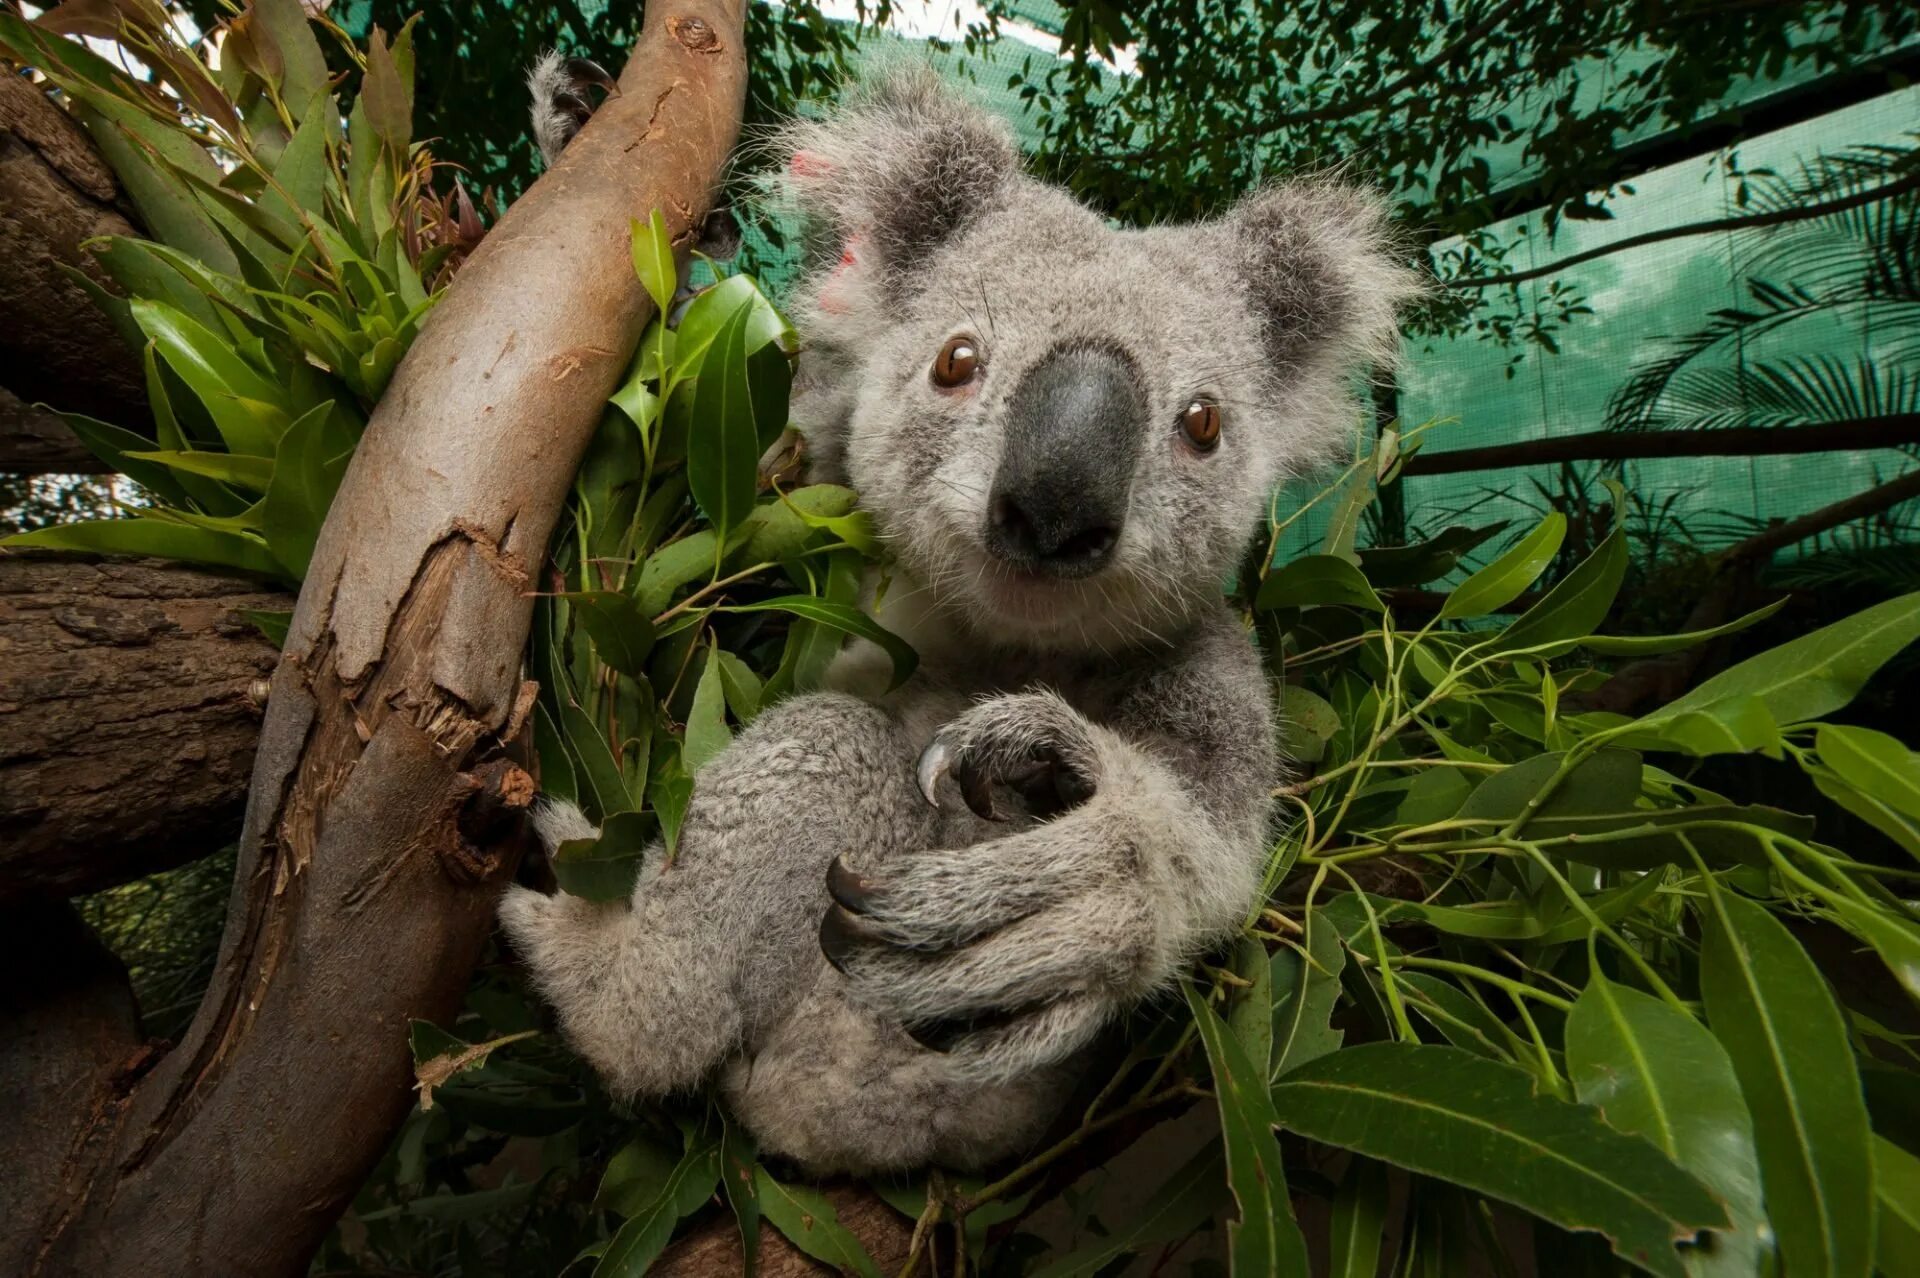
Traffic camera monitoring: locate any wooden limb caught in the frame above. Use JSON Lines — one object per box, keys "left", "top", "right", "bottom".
{"left": 0, "top": 387, "right": 107, "bottom": 474}
{"left": 1400, "top": 415, "right": 1920, "bottom": 477}
{"left": 0, "top": 554, "right": 286, "bottom": 902}
{"left": 0, "top": 901, "right": 146, "bottom": 1277}
{"left": 23, "top": 4, "right": 749, "bottom": 1273}
{"left": 655, "top": 1185, "right": 916, "bottom": 1276}
{"left": 0, "top": 71, "right": 147, "bottom": 433}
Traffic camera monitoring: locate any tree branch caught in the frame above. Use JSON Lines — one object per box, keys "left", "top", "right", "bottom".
{"left": 23, "top": 4, "right": 749, "bottom": 1273}
{"left": 1438, "top": 168, "right": 1920, "bottom": 290}
{"left": 1401, "top": 414, "right": 1920, "bottom": 476}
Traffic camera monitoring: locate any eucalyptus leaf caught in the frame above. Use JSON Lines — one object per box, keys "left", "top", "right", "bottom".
{"left": 754, "top": 1169, "right": 882, "bottom": 1278}
{"left": 1701, "top": 890, "right": 1873, "bottom": 1278}
{"left": 631, "top": 211, "right": 678, "bottom": 315}
{"left": 1184, "top": 982, "right": 1312, "bottom": 1277}
{"left": 1442, "top": 512, "right": 1566, "bottom": 620}
{"left": 1271, "top": 1043, "right": 1727, "bottom": 1278}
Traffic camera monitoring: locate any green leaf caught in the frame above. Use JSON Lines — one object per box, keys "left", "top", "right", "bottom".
{"left": 686, "top": 301, "right": 760, "bottom": 547}
{"left": 735, "top": 485, "right": 860, "bottom": 564}
{"left": 132, "top": 299, "right": 290, "bottom": 456}
{"left": 594, "top": 1136, "right": 722, "bottom": 1277}
{"left": 1817, "top": 724, "right": 1920, "bottom": 821}
{"left": 596, "top": 1134, "right": 682, "bottom": 1217}
{"left": 1257, "top": 553, "right": 1385, "bottom": 613}
{"left": 754, "top": 1169, "right": 882, "bottom": 1278}
{"left": 1259, "top": 548, "right": 1382, "bottom": 614}
{"left": 1567, "top": 971, "right": 1766, "bottom": 1277}
{"left": 1454, "top": 749, "right": 1643, "bottom": 835}
{"left": 721, "top": 1118, "right": 761, "bottom": 1278}
{"left": 1700, "top": 890, "right": 1873, "bottom": 1278}
{"left": 1522, "top": 803, "right": 1814, "bottom": 872}
{"left": 1027, "top": 1141, "right": 1226, "bottom": 1278}
{"left": 1228, "top": 937, "right": 1274, "bottom": 1074}
{"left": 260, "top": 402, "right": 355, "bottom": 579}
{"left": 1394, "top": 765, "right": 1475, "bottom": 827}
{"left": 1535, "top": 871, "right": 1666, "bottom": 945}
{"left": 4, "top": 517, "right": 283, "bottom": 580}
{"left": 1272, "top": 911, "right": 1346, "bottom": 1080}
{"left": 1622, "top": 696, "right": 1783, "bottom": 759}
{"left": 361, "top": 27, "right": 413, "bottom": 150}
{"left": 1357, "top": 522, "right": 1508, "bottom": 588}
{"left": 631, "top": 210, "right": 678, "bottom": 315}
{"left": 1633, "top": 592, "right": 1920, "bottom": 738}
{"left": 552, "top": 809, "right": 652, "bottom": 901}
{"left": 1271, "top": 1044, "right": 1728, "bottom": 1278}
{"left": 650, "top": 748, "right": 694, "bottom": 857}
{"left": 126, "top": 448, "right": 276, "bottom": 492}
{"left": 1822, "top": 893, "right": 1920, "bottom": 1010}
{"left": 714, "top": 650, "right": 764, "bottom": 725}
{"left": 1399, "top": 972, "right": 1521, "bottom": 1061}
{"left": 726, "top": 596, "right": 917, "bottom": 691}
{"left": 77, "top": 109, "right": 240, "bottom": 276}
{"left": 1809, "top": 767, "right": 1920, "bottom": 861}
{"left": 1329, "top": 1157, "right": 1389, "bottom": 1278}
{"left": 243, "top": 608, "right": 292, "bottom": 647}
{"left": 58, "top": 413, "right": 189, "bottom": 506}
{"left": 1492, "top": 522, "right": 1628, "bottom": 655}
{"left": 1579, "top": 598, "right": 1788, "bottom": 656}
{"left": 1875, "top": 1135, "right": 1920, "bottom": 1278}
{"left": 1277, "top": 684, "right": 1341, "bottom": 765}
{"left": 254, "top": 0, "right": 330, "bottom": 111}
{"left": 683, "top": 649, "right": 734, "bottom": 775}
{"left": 1442, "top": 512, "right": 1566, "bottom": 620}
{"left": 563, "top": 591, "right": 657, "bottom": 680}
{"left": 672, "top": 276, "right": 796, "bottom": 380}
{"left": 1183, "top": 983, "right": 1312, "bottom": 1277}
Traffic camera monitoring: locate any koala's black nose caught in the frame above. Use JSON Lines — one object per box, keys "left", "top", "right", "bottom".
{"left": 984, "top": 345, "right": 1143, "bottom": 578}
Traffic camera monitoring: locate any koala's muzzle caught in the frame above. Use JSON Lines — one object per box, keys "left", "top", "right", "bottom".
{"left": 984, "top": 346, "right": 1143, "bottom": 578}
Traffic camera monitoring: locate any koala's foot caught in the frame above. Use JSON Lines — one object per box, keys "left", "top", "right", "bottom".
{"left": 527, "top": 51, "right": 618, "bottom": 166}
{"left": 819, "top": 692, "right": 1166, "bottom": 1081}
{"left": 915, "top": 689, "right": 1098, "bottom": 822}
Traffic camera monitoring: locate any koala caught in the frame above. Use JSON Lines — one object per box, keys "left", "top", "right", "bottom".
{"left": 502, "top": 62, "right": 1416, "bottom": 1174}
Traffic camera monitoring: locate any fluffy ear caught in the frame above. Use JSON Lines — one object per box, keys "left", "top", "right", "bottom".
{"left": 1222, "top": 182, "right": 1421, "bottom": 377}
{"left": 780, "top": 67, "right": 1020, "bottom": 305}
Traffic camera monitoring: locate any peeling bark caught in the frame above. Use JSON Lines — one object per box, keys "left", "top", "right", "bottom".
{"left": 0, "top": 72, "right": 146, "bottom": 433}
{"left": 20, "top": 5, "right": 749, "bottom": 1272}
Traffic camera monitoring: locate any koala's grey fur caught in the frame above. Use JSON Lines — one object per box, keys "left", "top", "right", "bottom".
{"left": 502, "top": 68, "right": 1417, "bottom": 1174}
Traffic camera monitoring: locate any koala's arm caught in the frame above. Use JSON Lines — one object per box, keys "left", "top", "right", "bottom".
{"left": 822, "top": 621, "right": 1276, "bottom": 1074}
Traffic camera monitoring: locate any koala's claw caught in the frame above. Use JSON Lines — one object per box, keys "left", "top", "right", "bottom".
{"left": 564, "top": 56, "right": 617, "bottom": 95}
{"left": 915, "top": 738, "right": 1002, "bottom": 821}
{"left": 818, "top": 903, "right": 884, "bottom": 974}
{"left": 825, "top": 856, "right": 879, "bottom": 914}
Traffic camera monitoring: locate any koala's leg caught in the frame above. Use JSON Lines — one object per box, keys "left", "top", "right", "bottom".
{"left": 818, "top": 690, "right": 1268, "bottom": 1082}
{"left": 723, "top": 973, "right": 1079, "bottom": 1174}
{"left": 526, "top": 51, "right": 617, "bottom": 166}
{"left": 500, "top": 692, "right": 932, "bottom": 1100}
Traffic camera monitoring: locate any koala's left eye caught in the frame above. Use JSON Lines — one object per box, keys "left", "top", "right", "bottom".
{"left": 1179, "top": 400, "right": 1222, "bottom": 452}
{"left": 931, "top": 336, "right": 981, "bottom": 389}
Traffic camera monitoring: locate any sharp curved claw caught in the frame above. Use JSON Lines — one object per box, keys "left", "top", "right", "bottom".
{"left": 916, "top": 739, "right": 953, "bottom": 809}
{"left": 553, "top": 89, "right": 593, "bottom": 124}
{"left": 956, "top": 762, "right": 1005, "bottom": 823}
{"left": 565, "top": 56, "right": 619, "bottom": 95}
{"left": 818, "top": 904, "right": 864, "bottom": 973}
{"left": 825, "top": 856, "right": 878, "bottom": 914}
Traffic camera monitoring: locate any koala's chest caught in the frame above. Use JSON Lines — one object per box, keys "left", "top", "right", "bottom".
{"left": 827, "top": 639, "right": 1134, "bottom": 748}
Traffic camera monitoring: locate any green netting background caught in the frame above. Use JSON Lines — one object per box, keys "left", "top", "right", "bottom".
{"left": 330, "top": 1, "right": 1919, "bottom": 567}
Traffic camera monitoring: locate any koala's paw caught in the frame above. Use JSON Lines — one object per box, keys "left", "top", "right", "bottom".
{"left": 916, "top": 691, "right": 1100, "bottom": 823}
{"left": 527, "top": 51, "right": 618, "bottom": 166}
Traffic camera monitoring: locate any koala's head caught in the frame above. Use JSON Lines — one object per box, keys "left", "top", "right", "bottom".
{"left": 780, "top": 71, "right": 1418, "bottom": 653}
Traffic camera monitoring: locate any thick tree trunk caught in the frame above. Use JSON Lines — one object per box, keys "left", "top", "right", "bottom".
{"left": 0, "top": 70, "right": 146, "bottom": 434}
{"left": 0, "top": 554, "right": 285, "bottom": 902}
{"left": 0, "top": 387, "right": 104, "bottom": 474}
{"left": 21, "top": 5, "right": 750, "bottom": 1273}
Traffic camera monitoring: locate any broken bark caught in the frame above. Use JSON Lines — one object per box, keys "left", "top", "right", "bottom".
{"left": 0, "top": 554, "right": 285, "bottom": 902}
{"left": 0, "top": 70, "right": 147, "bottom": 433}
{"left": 21, "top": 3, "right": 749, "bottom": 1272}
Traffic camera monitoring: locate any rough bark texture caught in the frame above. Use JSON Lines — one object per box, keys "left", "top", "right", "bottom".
{"left": 0, "top": 387, "right": 105, "bottom": 474}
{"left": 656, "top": 1184, "right": 916, "bottom": 1276}
{"left": 0, "top": 71, "right": 147, "bottom": 433}
{"left": 0, "top": 902, "right": 145, "bottom": 1278}
{"left": 19, "top": 6, "right": 749, "bottom": 1273}
{"left": 0, "top": 554, "right": 285, "bottom": 902}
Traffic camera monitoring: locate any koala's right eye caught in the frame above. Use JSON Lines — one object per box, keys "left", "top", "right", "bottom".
{"left": 930, "top": 336, "right": 981, "bottom": 389}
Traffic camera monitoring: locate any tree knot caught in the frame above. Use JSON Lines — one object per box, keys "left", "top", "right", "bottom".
{"left": 441, "top": 759, "right": 536, "bottom": 883}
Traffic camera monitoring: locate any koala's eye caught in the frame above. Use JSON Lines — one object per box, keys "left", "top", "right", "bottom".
{"left": 931, "top": 336, "right": 981, "bottom": 389}
{"left": 1179, "top": 400, "right": 1222, "bottom": 452}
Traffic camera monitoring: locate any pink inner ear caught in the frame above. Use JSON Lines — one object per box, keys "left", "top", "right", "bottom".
{"left": 789, "top": 150, "right": 832, "bottom": 179}
{"left": 818, "top": 232, "right": 863, "bottom": 314}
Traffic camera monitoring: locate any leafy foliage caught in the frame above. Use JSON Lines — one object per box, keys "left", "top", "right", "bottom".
{"left": 0, "top": 0, "right": 483, "bottom": 587}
